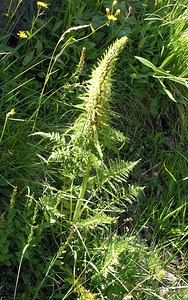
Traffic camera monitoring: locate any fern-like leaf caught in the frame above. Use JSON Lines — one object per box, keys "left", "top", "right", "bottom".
{"left": 78, "top": 213, "right": 117, "bottom": 230}
{"left": 31, "top": 131, "right": 65, "bottom": 145}
{"left": 90, "top": 159, "right": 140, "bottom": 195}
{"left": 100, "top": 236, "right": 134, "bottom": 278}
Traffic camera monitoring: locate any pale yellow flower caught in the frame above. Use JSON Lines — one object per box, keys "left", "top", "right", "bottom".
{"left": 106, "top": 4, "right": 120, "bottom": 22}
{"left": 17, "top": 30, "right": 28, "bottom": 38}
{"left": 37, "top": 1, "right": 48, "bottom": 9}
{"left": 107, "top": 14, "right": 118, "bottom": 21}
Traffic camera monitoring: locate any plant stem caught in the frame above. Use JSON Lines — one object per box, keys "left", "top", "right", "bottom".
{"left": 0, "top": 109, "right": 15, "bottom": 145}
{"left": 73, "top": 160, "right": 92, "bottom": 223}
{"left": 0, "top": 116, "right": 8, "bottom": 145}
{"left": 13, "top": 244, "right": 29, "bottom": 300}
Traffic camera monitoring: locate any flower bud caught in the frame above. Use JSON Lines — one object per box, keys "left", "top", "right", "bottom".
{"left": 106, "top": 7, "right": 110, "bottom": 15}
{"left": 115, "top": 9, "right": 121, "bottom": 17}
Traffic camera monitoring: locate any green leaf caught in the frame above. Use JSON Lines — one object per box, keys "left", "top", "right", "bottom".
{"left": 136, "top": 56, "right": 188, "bottom": 87}
{"left": 163, "top": 163, "right": 177, "bottom": 182}
{"left": 135, "top": 56, "right": 156, "bottom": 69}
{"left": 22, "top": 51, "right": 35, "bottom": 66}
{"left": 158, "top": 79, "right": 176, "bottom": 102}
{"left": 78, "top": 213, "right": 116, "bottom": 229}
{"left": 35, "top": 40, "right": 43, "bottom": 55}
{"left": 159, "top": 54, "right": 174, "bottom": 68}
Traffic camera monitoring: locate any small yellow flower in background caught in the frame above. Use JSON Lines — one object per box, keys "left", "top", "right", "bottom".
{"left": 107, "top": 14, "right": 118, "bottom": 21}
{"left": 106, "top": 1, "right": 121, "bottom": 22}
{"left": 17, "top": 30, "right": 28, "bottom": 38}
{"left": 37, "top": 1, "right": 48, "bottom": 9}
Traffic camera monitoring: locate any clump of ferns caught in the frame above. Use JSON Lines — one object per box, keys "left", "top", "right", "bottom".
{"left": 35, "top": 36, "right": 142, "bottom": 223}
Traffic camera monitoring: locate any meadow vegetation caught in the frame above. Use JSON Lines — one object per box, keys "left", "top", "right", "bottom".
{"left": 0, "top": 0, "right": 188, "bottom": 299}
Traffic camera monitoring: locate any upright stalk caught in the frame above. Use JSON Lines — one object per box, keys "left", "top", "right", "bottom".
{"left": 73, "top": 160, "right": 92, "bottom": 223}
{"left": 0, "top": 109, "right": 15, "bottom": 145}
{"left": 73, "top": 36, "right": 128, "bottom": 222}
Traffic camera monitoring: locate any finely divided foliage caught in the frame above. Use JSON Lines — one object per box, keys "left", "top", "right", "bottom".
{"left": 1, "top": 1, "right": 188, "bottom": 299}
{"left": 37, "top": 36, "right": 139, "bottom": 222}
{"left": 32, "top": 37, "right": 143, "bottom": 298}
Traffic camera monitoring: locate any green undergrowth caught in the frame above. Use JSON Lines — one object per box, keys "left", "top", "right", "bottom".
{"left": 0, "top": 0, "right": 188, "bottom": 299}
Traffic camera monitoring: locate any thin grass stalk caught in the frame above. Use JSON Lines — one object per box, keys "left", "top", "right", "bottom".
{"left": 0, "top": 109, "right": 15, "bottom": 145}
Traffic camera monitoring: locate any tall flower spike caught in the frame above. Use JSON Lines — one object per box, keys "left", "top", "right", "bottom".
{"left": 83, "top": 36, "right": 128, "bottom": 155}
